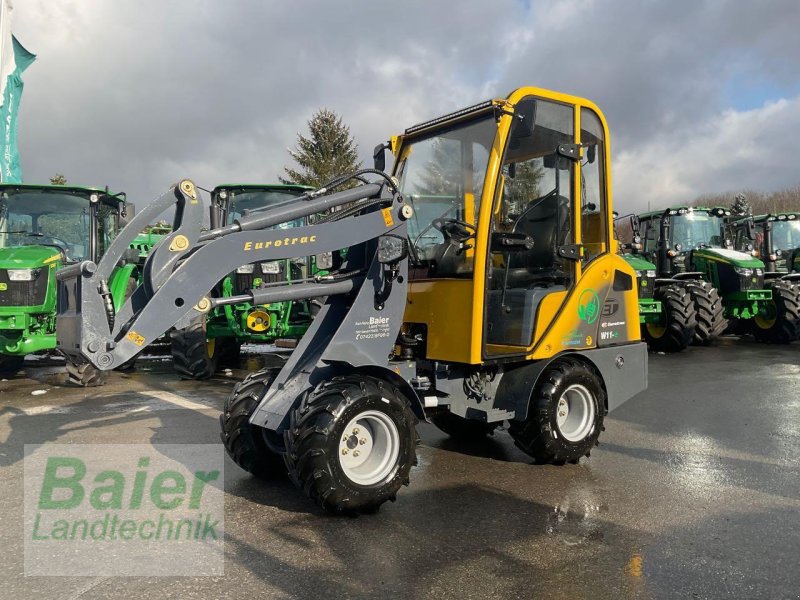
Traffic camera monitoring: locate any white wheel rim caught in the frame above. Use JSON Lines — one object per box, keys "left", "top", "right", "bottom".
{"left": 555, "top": 384, "right": 596, "bottom": 442}
{"left": 338, "top": 408, "right": 400, "bottom": 486}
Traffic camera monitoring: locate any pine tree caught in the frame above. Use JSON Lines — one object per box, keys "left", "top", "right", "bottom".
{"left": 731, "top": 193, "right": 752, "bottom": 216}
{"left": 281, "top": 109, "right": 361, "bottom": 188}
{"left": 50, "top": 174, "right": 67, "bottom": 185}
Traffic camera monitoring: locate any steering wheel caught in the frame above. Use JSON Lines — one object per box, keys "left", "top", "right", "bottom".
{"left": 432, "top": 218, "right": 476, "bottom": 242}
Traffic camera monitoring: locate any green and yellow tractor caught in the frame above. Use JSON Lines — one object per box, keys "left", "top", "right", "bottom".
{"left": 169, "top": 183, "right": 318, "bottom": 379}
{"left": 730, "top": 212, "right": 800, "bottom": 342}
{"left": 637, "top": 206, "right": 800, "bottom": 344}
{"left": 0, "top": 183, "right": 138, "bottom": 382}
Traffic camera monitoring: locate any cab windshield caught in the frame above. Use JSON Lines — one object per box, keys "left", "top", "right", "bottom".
{"left": 396, "top": 115, "right": 497, "bottom": 277}
{"left": 225, "top": 189, "right": 307, "bottom": 227}
{"left": 0, "top": 190, "right": 95, "bottom": 261}
{"left": 771, "top": 220, "right": 800, "bottom": 251}
{"left": 671, "top": 212, "right": 724, "bottom": 249}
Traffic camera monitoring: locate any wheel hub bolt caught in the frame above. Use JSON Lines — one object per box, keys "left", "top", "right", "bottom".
{"left": 341, "top": 449, "right": 348, "bottom": 455}
{"left": 559, "top": 411, "right": 566, "bottom": 417}
{"left": 359, "top": 438, "right": 366, "bottom": 445}
{"left": 353, "top": 428, "right": 360, "bottom": 435}
{"left": 353, "top": 451, "right": 360, "bottom": 457}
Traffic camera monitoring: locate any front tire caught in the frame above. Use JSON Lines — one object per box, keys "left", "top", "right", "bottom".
{"left": 508, "top": 358, "right": 606, "bottom": 464}
{"left": 685, "top": 279, "right": 727, "bottom": 344}
{"left": 285, "top": 375, "right": 417, "bottom": 515}
{"left": 749, "top": 280, "right": 800, "bottom": 343}
{"left": 0, "top": 354, "right": 24, "bottom": 374}
{"left": 641, "top": 284, "right": 697, "bottom": 352}
{"left": 170, "top": 315, "right": 222, "bottom": 379}
{"left": 220, "top": 368, "right": 286, "bottom": 478}
{"left": 66, "top": 359, "right": 107, "bottom": 387}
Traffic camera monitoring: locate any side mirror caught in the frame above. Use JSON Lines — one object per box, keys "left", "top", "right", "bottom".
{"left": 745, "top": 219, "right": 756, "bottom": 240}
{"left": 373, "top": 143, "right": 387, "bottom": 172}
{"left": 507, "top": 163, "right": 516, "bottom": 179}
{"left": 491, "top": 231, "right": 534, "bottom": 252}
{"left": 586, "top": 144, "right": 596, "bottom": 164}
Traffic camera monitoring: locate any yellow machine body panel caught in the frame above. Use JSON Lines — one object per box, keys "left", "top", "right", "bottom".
{"left": 404, "top": 279, "right": 474, "bottom": 363}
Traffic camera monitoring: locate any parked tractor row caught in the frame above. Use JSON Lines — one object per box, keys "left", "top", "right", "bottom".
{"left": 616, "top": 207, "right": 800, "bottom": 352}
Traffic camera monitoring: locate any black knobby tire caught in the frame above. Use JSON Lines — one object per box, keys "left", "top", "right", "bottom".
{"left": 508, "top": 358, "right": 606, "bottom": 465}
{"left": 66, "top": 360, "right": 107, "bottom": 387}
{"left": 749, "top": 280, "right": 800, "bottom": 344}
{"left": 170, "top": 315, "right": 221, "bottom": 379}
{"left": 220, "top": 368, "right": 286, "bottom": 479}
{"left": 641, "top": 283, "right": 697, "bottom": 353}
{"left": 685, "top": 280, "right": 727, "bottom": 344}
{"left": 0, "top": 354, "right": 24, "bottom": 374}
{"left": 431, "top": 412, "right": 499, "bottom": 439}
{"left": 284, "top": 375, "right": 417, "bottom": 515}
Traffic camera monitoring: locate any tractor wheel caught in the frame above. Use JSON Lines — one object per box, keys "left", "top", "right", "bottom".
{"left": 170, "top": 315, "right": 222, "bottom": 379}
{"left": 220, "top": 368, "right": 286, "bottom": 479}
{"left": 431, "top": 412, "right": 499, "bottom": 439}
{"left": 285, "top": 375, "right": 417, "bottom": 515}
{"left": 685, "top": 280, "right": 727, "bottom": 345}
{"left": 508, "top": 357, "right": 606, "bottom": 465}
{"left": 66, "top": 359, "right": 107, "bottom": 387}
{"left": 0, "top": 354, "right": 24, "bottom": 374}
{"left": 641, "top": 284, "right": 696, "bottom": 352}
{"left": 749, "top": 280, "right": 800, "bottom": 344}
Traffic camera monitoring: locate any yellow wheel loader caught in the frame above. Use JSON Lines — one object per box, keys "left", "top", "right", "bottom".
{"left": 56, "top": 87, "right": 647, "bottom": 514}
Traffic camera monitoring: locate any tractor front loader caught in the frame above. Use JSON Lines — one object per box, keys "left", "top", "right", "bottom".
{"left": 56, "top": 87, "right": 647, "bottom": 514}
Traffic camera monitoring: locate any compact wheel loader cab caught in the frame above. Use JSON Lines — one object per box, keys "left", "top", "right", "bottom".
{"left": 55, "top": 87, "right": 647, "bottom": 515}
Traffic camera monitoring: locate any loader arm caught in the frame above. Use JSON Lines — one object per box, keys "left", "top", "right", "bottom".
{"left": 56, "top": 178, "right": 412, "bottom": 384}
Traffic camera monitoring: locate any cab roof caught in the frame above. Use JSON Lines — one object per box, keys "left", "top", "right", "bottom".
{"left": 0, "top": 182, "right": 125, "bottom": 203}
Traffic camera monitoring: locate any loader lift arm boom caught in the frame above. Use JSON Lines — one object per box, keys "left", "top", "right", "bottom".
{"left": 56, "top": 176, "right": 411, "bottom": 374}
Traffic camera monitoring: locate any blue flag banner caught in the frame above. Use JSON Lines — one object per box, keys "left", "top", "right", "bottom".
{"left": 0, "top": 35, "right": 35, "bottom": 183}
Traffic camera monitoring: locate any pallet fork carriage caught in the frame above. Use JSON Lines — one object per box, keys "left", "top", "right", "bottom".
{"left": 56, "top": 87, "right": 648, "bottom": 514}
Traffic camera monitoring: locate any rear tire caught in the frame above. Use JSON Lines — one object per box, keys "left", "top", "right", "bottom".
{"left": 0, "top": 354, "right": 24, "bottom": 374}
{"left": 220, "top": 368, "right": 286, "bottom": 478}
{"left": 685, "top": 279, "right": 727, "bottom": 344}
{"left": 285, "top": 375, "right": 417, "bottom": 515}
{"left": 641, "top": 284, "right": 696, "bottom": 352}
{"left": 170, "top": 315, "right": 221, "bottom": 379}
{"left": 66, "top": 360, "right": 107, "bottom": 387}
{"left": 749, "top": 280, "right": 800, "bottom": 343}
{"left": 431, "top": 412, "right": 499, "bottom": 439}
{"left": 508, "top": 358, "right": 605, "bottom": 465}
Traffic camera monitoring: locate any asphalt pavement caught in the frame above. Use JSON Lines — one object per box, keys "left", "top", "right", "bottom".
{"left": 0, "top": 339, "right": 798, "bottom": 599}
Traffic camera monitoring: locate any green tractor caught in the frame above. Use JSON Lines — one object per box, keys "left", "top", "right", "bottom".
{"left": 637, "top": 206, "right": 800, "bottom": 344}
{"left": 730, "top": 212, "right": 800, "bottom": 342}
{"left": 129, "top": 223, "right": 172, "bottom": 261}
{"left": 169, "top": 183, "right": 317, "bottom": 379}
{"left": 0, "top": 183, "right": 138, "bottom": 382}
{"left": 616, "top": 214, "right": 697, "bottom": 352}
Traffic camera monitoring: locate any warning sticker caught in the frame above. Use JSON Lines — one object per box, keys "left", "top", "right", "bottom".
{"left": 381, "top": 208, "right": 394, "bottom": 227}
{"left": 355, "top": 316, "right": 391, "bottom": 341}
{"left": 126, "top": 331, "right": 145, "bottom": 346}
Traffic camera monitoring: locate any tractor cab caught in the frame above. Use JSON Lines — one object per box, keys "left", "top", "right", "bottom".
{"left": 733, "top": 213, "right": 800, "bottom": 276}
{"left": 0, "top": 184, "right": 129, "bottom": 368}
{"left": 393, "top": 90, "right": 639, "bottom": 363}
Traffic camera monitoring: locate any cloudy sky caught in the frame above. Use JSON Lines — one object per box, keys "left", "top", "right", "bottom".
{"left": 10, "top": 0, "right": 800, "bottom": 214}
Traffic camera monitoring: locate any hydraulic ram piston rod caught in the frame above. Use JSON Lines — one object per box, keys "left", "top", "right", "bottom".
{"left": 209, "top": 277, "right": 362, "bottom": 309}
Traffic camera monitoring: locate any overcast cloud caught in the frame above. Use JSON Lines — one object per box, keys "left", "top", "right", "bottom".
{"left": 10, "top": 0, "right": 800, "bottom": 213}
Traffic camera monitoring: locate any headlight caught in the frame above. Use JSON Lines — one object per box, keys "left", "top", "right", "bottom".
{"left": 236, "top": 264, "right": 255, "bottom": 274}
{"left": 377, "top": 235, "right": 407, "bottom": 264}
{"left": 260, "top": 261, "right": 282, "bottom": 274}
{"left": 316, "top": 252, "right": 334, "bottom": 271}
{"left": 7, "top": 268, "right": 35, "bottom": 281}
{"left": 646, "top": 270, "right": 657, "bottom": 278}
{"left": 755, "top": 268, "right": 763, "bottom": 276}
{"left": 734, "top": 267, "right": 753, "bottom": 276}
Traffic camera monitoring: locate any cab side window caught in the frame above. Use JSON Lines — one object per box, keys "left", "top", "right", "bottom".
{"left": 579, "top": 108, "right": 608, "bottom": 266}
